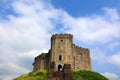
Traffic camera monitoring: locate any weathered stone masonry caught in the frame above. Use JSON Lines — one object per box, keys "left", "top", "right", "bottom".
{"left": 33, "top": 34, "right": 92, "bottom": 71}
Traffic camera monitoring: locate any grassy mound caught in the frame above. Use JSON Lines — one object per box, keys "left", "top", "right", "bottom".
{"left": 13, "top": 70, "right": 48, "bottom": 80}
{"left": 73, "top": 70, "right": 108, "bottom": 80}
{"left": 13, "top": 70, "right": 108, "bottom": 80}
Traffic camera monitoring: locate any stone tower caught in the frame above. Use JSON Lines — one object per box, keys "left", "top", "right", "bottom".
{"left": 33, "top": 34, "right": 92, "bottom": 71}
{"left": 50, "top": 34, "right": 73, "bottom": 71}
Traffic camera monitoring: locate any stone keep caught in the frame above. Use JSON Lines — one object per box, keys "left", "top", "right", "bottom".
{"left": 33, "top": 34, "right": 92, "bottom": 71}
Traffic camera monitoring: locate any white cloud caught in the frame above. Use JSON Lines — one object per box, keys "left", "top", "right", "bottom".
{"left": 108, "top": 53, "right": 120, "bottom": 67}
{"left": 1, "top": 75, "right": 17, "bottom": 80}
{"left": 60, "top": 8, "right": 120, "bottom": 43}
{"left": 0, "top": 0, "right": 120, "bottom": 80}
{"left": 91, "top": 47, "right": 120, "bottom": 69}
{"left": 101, "top": 72, "right": 119, "bottom": 80}
{"left": 91, "top": 47, "right": 120, "bottom": 68}
{"left": 91, "top": 48, "right": 108, "bottom": 64}
{"left": 0, "top": 0, "right": 57, "bottom": 79}
{"left": 108, "top": 42, "right": 120, "bottom": 50}
{"left": 41, "top": 49, "right": 49, "bottom": 53}
{"left": 103, "top": 7, "right": 120, "bottom": 21}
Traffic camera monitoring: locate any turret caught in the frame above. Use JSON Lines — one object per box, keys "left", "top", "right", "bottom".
{"left": 50, "top": 34, "right": 73, "bottom": 71}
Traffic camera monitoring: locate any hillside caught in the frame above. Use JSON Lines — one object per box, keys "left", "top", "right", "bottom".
{"left": 73, "top": 70, "right": 108, "bottom": 80}
{"left": 13, "top": 70, "right": 48, "bottom": 80}
{"left": 13, "top": 70, "right": 108, "bottom": 80}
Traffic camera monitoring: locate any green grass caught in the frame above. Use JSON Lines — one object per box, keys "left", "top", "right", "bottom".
{"left": 13, "top": 70, "right": 48, "bottom": 80}
{"left": 13, "top": 70, "right": 108, "bottom": 80}
{"left": 73, "top": 70, "right": 108, "bottom": 80}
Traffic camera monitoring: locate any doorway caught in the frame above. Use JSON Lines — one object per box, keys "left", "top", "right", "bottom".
{"left": 58, "top": 64, "right": 62, "bottom": 71}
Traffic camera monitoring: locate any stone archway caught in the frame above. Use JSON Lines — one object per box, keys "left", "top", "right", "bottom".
{"left": 58, "top": 64, "right": 62, "bottom": 71}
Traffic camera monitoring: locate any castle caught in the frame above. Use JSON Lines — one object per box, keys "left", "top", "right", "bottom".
{"left": 33, "top": 34, "right": 92, "bottom": 71}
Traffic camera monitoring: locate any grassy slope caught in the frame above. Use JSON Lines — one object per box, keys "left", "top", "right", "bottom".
{"left": 73, "top": 70, "right": 108, "bottom": 80}
{"left": 13, "top": 70, "right": 108, "bottom": 80}
{"left": 13, "top": 70, "right": 48, "bottom": 80}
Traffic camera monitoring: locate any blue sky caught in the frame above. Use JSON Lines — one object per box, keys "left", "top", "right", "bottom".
{"left": 51, "top": 0, "right": 120, "bottom": 17}
{"left": 0, "top": 0, "right": 120, "bottom": 80}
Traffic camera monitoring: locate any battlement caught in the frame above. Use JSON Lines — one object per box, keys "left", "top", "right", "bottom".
{"left": 33, "top": 34, "right": 92, "bottom": 71}
{"left": 72, "top": 44, "right": 89, "bottom": 51}
{"left": 51, "top": 33, "right": 73, "bottom": 39}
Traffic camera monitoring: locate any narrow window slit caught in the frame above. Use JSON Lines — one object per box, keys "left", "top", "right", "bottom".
{"left": 59, "top": 55, "right": 62, "bottom": 61}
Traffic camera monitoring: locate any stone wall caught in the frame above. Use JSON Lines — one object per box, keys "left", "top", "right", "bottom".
{"left": 72, "top": 44, "right": 92, "bottom": 70}
{"left": 50, "top": 34, "right": 73, "bottom": 71}
{"left": 33, "top": 53, "right": 50, "bottom": 70}
{"left": 47, "top": 63, "right": 73, "bottom": 80}
{"left": 33, "top": 34, "right": 92, "bottom": 71}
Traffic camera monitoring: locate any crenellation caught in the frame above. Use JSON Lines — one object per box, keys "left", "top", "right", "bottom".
{"left": 51, "top": 33, "right": 73, "bottom": 39}
{"left": 33, "top": 34, "right": 92, "bottom": 71}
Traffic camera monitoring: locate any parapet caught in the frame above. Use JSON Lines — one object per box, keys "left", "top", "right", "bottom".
{"left": 72, "top": 44, "right": 89, "bottom": 51}
{"left": 51, "top": 33, "right": 73, "bottom": 39}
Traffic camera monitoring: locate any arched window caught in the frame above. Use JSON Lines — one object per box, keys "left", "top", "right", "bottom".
{"left": 59, "top": 55, "right": 62, "bottom": 61}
